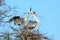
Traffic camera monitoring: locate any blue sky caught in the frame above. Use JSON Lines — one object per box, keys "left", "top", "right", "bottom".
{"left": 0, "top": 0, "right": 60, "bottom": 40}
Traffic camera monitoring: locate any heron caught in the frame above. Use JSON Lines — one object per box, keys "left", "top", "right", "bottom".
{"left": 8, "top": 15, "right": 28, "bottom": 26}
{"left": 8, "top": 8, "right": 33, "bottom": 26}
{"left": 23, "top": 11, "right": 40, "bottom": 31}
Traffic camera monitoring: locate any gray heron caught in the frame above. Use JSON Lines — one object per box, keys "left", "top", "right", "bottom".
{"left": 23, "top": 11, "right": 40, "bottom": 31}
{"left": 8, "top": 8, "right": 33, "bottom": 26}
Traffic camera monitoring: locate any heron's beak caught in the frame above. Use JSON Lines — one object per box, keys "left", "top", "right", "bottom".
{"left": 39, "top": 16, "right": 44, "bottom": 19}
{"left": 24, "top": 13, "right": 29, "bottom": 14}
{"left": 24, "top": 12, "right": 32, "bottom": 14}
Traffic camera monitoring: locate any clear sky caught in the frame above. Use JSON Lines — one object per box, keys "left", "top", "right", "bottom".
{"left": 0, "top": 0, "right": 60, "bottom": 40}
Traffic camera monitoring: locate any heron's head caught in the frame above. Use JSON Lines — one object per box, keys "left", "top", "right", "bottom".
{"left": 24, "top": 8, "right": 33, "bottom": 14}
{"left": 32, "top": 11, "right": 37, "bottom": 16}
{"left": 30, "top": 8, "right": 32, "bottom": 11}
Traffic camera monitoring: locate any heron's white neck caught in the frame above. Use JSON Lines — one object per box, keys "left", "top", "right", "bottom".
{"left": 32, "top": 15, "right": 40, "bottom": 24}
{"left": 24, "top": 13, "right": 29, "bottom": 22}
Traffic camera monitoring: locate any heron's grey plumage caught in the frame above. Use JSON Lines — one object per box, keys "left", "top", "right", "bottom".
{"left": 9, "top": 16, "right": 25, "bottom": 26}
{"left": 23, "top": 21, "right": 37, "bottom": 30}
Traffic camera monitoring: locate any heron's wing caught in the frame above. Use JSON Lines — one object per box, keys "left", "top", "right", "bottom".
{"left": 13, "top": 16, "right": 20, "bottom": 20}
{"left": 14, "top": 18, "right": 24, "bottom": 25}
{"left": 8, "top": 16, "right": 20, "bottom": 22}
{"left": 26, "top": 21, "right": 37, "bottom": 27}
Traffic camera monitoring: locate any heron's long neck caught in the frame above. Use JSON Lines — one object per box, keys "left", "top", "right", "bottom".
{"left": 33, "top": 15, "right": 40, "bottom": 24}
{"left": 24, "top": 14, "right": 29, "bottom": 22}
